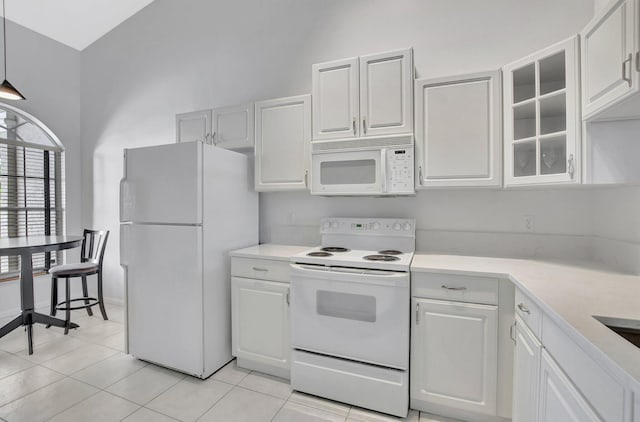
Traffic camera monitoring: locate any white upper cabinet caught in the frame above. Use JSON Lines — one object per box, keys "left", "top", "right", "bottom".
{"left": 312, "top": 57, "right": 360, "bottom": 140}
{"left": 581, "top": 0, "right": 640, "bottom": 121}
{"left": 415, "top": 71, "right": 502, "bottom": 188}
{"left": 212, "top": 103, "right": 254, "bottom": 150}
{"left": 359, "top": 49, "right": 414, "bottom": 137}
{"left": 503, "top": 36, "right": 581, "bottom": 187}
{"left": 312, "top": 48, "right": 413, "bottom": 141}
{"left": 176, "top": 109, "right": 212, "bottom": 144}
{"left": 255, "top": 94, "right": 311, "bottom": 192}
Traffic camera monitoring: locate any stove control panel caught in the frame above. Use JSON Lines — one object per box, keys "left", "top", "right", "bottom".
{"left": 320, "top": 218, "right": 415, "bottom": 235}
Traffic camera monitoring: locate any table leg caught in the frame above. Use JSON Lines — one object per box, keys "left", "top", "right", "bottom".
{"left": 0, "top": 314, "right": 23, "bottom": 338}
{"left": 32, "top": 313, "right": 78, "bottom": 330}
{"left": 19, "top": 252, "right": 35, "bottom": 354}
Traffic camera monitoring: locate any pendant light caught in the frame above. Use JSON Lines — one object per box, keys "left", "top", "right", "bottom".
{"left": 0, "top": 0, "right": 24, "bottom": 100}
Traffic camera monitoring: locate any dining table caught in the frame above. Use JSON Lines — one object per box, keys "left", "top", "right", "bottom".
{"left": 0, "top": 235, "right": 83, "bottom": 354}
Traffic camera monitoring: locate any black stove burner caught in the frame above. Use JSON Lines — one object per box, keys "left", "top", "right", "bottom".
{"left": 378, "top": 250, "right": 403, "bottom": 255}
{"left": 321, "top": 247, "right": 350, "bottom": 253}
{"left": 363, "top": 254, "right": 400, "bottom": 262}
{"left": 307, "top": 251, "right": 333, "bottom": 257}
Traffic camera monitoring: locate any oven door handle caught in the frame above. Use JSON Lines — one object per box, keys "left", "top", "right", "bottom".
{"left": 290, "top": 263, "right": 409, "bottom": 285}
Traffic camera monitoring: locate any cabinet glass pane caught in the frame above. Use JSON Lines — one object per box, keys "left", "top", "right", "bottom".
{"left": 540, "top": 136, "right": 566, "bottom": 175}
{"left": 514, "top": 102, "right": 536, "bottom": 140}
{"left": 539, "top": 93, "right": 566, "bottom": 135}
{"left": 513, "top": 64, "right": 536, "bottom": 103}
{"left": 514, "top": 141, "right": 536, "bottom": 177}
{"left": 539, "top": 51, "right": 566, "bottom": 95}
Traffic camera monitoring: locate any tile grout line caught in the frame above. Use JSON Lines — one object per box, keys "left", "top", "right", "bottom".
{"left": 0, "top": 316, "right": 129, "bottom": 416}
{"left": 192, "top": 378, "right": 240, "bottom": 422}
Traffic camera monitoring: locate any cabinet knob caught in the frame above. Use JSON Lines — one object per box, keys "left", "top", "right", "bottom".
{"left": 517, "top": 303, "right": 531, "bottom": 314}
{"left": 623, "top": 53, "right": 633, "bottom": 87}
{"left": 567, "top": 154, "right": 574, "bottom": 179}
{"left": 352, "top": 118, "right": 357, "bottom": 135}
{"left": 362, "top": 117, "right": 367, "bottom": 135}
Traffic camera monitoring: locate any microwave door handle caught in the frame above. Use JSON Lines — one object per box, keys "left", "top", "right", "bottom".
{"left": 380, "top": 149, "right": 387, "bottom": 193}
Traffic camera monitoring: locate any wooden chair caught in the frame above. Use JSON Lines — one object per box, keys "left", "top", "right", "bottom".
{"left": 48, "top": 229, "right": 110, "bottom": 334}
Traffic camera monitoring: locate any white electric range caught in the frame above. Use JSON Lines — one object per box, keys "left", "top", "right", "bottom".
{"left": 289, "top": 217, "right": 415, "bottom": 418}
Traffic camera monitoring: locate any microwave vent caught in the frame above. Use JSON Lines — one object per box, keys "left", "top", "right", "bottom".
{"left": 311, "top": 134, "right": 413, "bottom": 153}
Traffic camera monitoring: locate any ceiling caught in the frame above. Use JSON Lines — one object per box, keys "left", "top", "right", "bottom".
{"left": 2, "top": 0, "right": 157, "bottom": 51}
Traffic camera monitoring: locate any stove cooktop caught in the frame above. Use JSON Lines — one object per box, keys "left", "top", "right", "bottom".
{"left": 292, "top": 247, "right": 414, "bottom": 272}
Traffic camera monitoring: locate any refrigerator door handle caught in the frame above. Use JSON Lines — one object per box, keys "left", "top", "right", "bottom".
{"left": 120, "top": 224, "right": 130, "bottom": 267}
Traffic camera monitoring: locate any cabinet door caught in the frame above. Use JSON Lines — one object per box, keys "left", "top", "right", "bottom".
{"left": 415, "top": 71, "right": 501, "bottom": 188}
{"left": 581, "top": 0, "right": 638, "bottom": 120}
{"left": 231, "top": 277, "right": 290, "bottom": 371}
{"left": 176, "top": 109, "right": 212, "bottom": 144}
{"left": 312, "top": 57, "right": 359, "bottom": 140}
{"left": 538, "top": 350, "right": 601, "bottom": 422}
{"left": 411, "top": 298, "right": 498, "bottom": 416}
{"left": 503, "top": 36, "right": 580, "bottom": 186}
{"left": 255, "top": 94, "right": 311, "bottom": 191}
{"left": 512, "top": 316, "right": 542, "bottom": 422}
{"left": 360, "top": 48, "right": 413, "bottom": 137}
{"left": 212, "top": 103, "right": 254, "bottom": 150}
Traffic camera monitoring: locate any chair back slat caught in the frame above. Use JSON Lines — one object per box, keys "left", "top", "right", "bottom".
{"left": 80, "top": 229, "right": 110, "bottom": 266}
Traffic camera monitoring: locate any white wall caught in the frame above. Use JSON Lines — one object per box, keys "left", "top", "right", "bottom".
{"left": 0, "top": 21, "right": 85, "bottom": 317}
{"left": 80, "top": 0, "right": 608, "bottom": 301}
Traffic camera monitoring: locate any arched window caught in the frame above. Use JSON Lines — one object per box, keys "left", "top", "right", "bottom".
{"left": 0, "top": 103, "right": 65, "bottom": 279}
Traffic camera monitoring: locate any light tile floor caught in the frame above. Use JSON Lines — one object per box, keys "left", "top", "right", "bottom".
{"left": 0, "top": 305, "right": 458, "bottom": 422}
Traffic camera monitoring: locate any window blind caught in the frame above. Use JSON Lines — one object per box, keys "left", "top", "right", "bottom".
{"left": 0, "top": 108, "right": 65, "bottom": 279}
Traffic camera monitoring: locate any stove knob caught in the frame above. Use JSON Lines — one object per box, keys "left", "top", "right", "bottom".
{"left": 323, "top": 221, "right": 331, "bottom": 229}
{"left": 331, "top": 221, "right": 339, "bottom": 229}
{"left": 393, "top": 223, "right": 401, "bottom": 231}
{"left": 372, "top": 222, "right": 381, "bottom": 230}
{"left": 403, "top": 223, "right": 412, "bottom": 231}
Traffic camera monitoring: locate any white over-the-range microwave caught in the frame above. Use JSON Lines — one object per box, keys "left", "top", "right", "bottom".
{"left": 310, "top": 134, "right": 415, "bottom": 196}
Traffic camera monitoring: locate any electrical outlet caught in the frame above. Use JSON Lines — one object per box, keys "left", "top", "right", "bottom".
{"left": 524, "top": 215, "right": 535, "bottom": 232}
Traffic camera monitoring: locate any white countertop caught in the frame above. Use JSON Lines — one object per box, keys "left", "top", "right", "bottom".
{"left": 411, "top": 254, "right": 640, "bottom": 389}
{"left": 229, "top": 244, "right": 311, "bottom": 261}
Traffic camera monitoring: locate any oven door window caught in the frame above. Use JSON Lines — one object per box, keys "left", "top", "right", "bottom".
{"left": 316, "top": 290, "right": 376, "bottom": 322}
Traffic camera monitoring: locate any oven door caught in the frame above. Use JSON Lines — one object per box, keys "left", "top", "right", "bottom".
{"left": 290, "top": 263, "right": 409, "bottom": 369}
{"left": 311, "top": 149, "right": 384, "bottom": 195}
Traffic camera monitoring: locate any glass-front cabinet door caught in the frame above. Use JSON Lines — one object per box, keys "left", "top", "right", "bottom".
{"left": 503, "top": 36, "right": 580, "bottom": 186}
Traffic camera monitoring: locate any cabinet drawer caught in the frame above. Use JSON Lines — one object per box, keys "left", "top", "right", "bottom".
{"left": 231, "top": 257, "right": 291, "bottom": 282}
{"left": 515, "top": 288, "right": 542, "bottom": 339}
{"left": 411, "top": 272, "right": 499, "bottom": 305}
{"left": 542, "top": 315, "right": 624, "bottom": 422}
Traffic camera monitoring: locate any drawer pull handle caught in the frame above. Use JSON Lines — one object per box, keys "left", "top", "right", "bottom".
{"left": 441, "top": 285, "right": 467, "bottom": 291}
{"left": 517, "top": 303, "right": 531, "bottom": 314}
{"left": 252, "top": 267, "right": 269, "bottom": 272}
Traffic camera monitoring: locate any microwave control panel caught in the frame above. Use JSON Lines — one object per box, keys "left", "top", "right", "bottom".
{"left": 386, "top": 147, "right": 414, "bottom": 193}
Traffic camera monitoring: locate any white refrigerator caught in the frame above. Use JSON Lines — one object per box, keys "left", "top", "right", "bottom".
{"left": 120, "top": 141, "right": 258, "bottom": 378}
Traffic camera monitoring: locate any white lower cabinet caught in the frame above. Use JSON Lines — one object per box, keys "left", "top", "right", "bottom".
{"left": 512, "top": 316, "right": 541, "bottom": 422}
{"left": 231, "top": 276, "right": 290, "bottom": 379}
{"left": 411, "top": 297, "right": 498, "bottom": 417}
{"left": 538, "top": 349, "right": 600, "bottom": 421}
